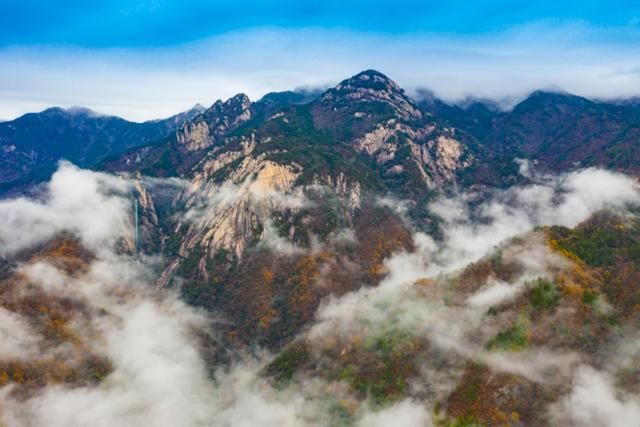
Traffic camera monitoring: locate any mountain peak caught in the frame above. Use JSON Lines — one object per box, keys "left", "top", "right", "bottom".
{"left": 191, "top": 103, "right": 207, "bottom": 113}
{"left": 320, "top": 70, "right": 421, "bottom": 120}
{"left": 40, "top": 106, "right": 106, "bottom": 118}
{"left": 514, "top": 90, "right": 592, "bottom": 113}
{"left": 339, "top": 69, "right": 401, "bottom": 92}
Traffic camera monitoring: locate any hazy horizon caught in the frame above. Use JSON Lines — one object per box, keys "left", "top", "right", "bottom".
{"left": 1, "top": 1, "right": 640, "bottom": 121}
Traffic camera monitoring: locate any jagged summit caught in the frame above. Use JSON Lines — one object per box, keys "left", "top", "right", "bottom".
{"left": 207, "top": 93, "right": 251, "bottom": 111}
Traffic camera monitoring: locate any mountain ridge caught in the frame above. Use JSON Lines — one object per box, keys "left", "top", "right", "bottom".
{"left": 0, "top": 103, "right": 206, "bottom": 195}
{"left": 4, "top": 69, "right": 640, "bottom": 198}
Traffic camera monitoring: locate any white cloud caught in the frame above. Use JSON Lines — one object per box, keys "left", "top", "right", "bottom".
{"left": 555, "top": 366, "right": 640, "bottom": 427}
{"left": 0, "top": 308, "right": 41, "bottom": 360}
{"left": 12, "top": 300, "right": 219, "bottom": 427}
{"left": 2, "top": 162, "right": 640, "bottom": 426}
{"left": 465, "top": 279, "right": 519, "bottom": 308}
{"left": 0, "top": 161, "right": 132, "bottom": 255}
{"left": 0, "top": 164, "right": 362, "bottom": 427}
{"left": 425, "top": 167, "right": 640, "bottom": 274}
{"left": 307, "top": 166, "right": 640, "bottom": 396}
{"left": 258, "top": 220, "right": 305, "bottom": 256}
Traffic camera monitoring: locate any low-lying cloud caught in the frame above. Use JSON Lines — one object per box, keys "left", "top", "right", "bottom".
{"left": 424, "top": 167, "right": 640, "bottom": 274}
{"left": 2, "top": 163, "right": 640, "bottom": 426}
{"left": 0, "top": 161, "right": 132, "bottom": 255}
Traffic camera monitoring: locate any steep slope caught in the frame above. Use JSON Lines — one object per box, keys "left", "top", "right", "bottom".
{"left": 109, "top": 70, "right": 469, "bottom": 280}
{"left": 104, "top": 94, "right": 254, "bottom": 176}
{"left": 312, "top": 70, "right": 472, "bottom": 192}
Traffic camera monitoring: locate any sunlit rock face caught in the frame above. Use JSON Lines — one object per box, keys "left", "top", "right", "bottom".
{"left": 178, "top": 156, "right": 304, "bottom": 262}
{"left": 354, "top": 119, "right": 469, "bottom": 187}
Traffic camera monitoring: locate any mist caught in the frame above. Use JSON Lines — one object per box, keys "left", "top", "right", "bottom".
{"left": 1, "top": 163, "right": 640, "bottom": 426}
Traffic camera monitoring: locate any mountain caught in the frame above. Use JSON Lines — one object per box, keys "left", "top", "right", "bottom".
{"left": 425, "top": 91, "right": 640, "bottom": 186}
{"left": 0, "top": 104, "right": 204, "bottom": 195}
{"left": 108, "top": 70, "right": 471, "bottom": 195}
{"left": 102, "top": 72, "right": 640, "bottom": 302}
{"left": 97, "top": 72, "right": 640, "bottom": 354}
{"left": 7, "top": 73, "right": 640, "bottom": 198}
{"left": 93, "top": 70, "right": 477, "bottom": 347}
{"left": 3, "top": 70, "right": 640, "bottom": 426}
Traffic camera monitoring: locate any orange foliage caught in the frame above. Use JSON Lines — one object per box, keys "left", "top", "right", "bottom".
{"left": 0, "top": 356, "right": 112, "bottom": 390}
{"left": 563, "top": 282, "right": 584, "bottom": 299}
{"left": 288, "top": 255, "right": 320, "bottom": 319}
{"left": 356, "top": 212, "right": 414, "bottom": 284}
{"left": 254, "top": 267, "right": 277, "bottom": 331}
{"left": 547, "top": 237, "right": 582, "bottom": 264}
{"left": 33, "top": 237, "right": 93, "bottom": 275}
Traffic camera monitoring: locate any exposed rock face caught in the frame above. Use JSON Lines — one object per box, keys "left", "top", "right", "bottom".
{"left": 311, "top": 70, "right": 472, "bottom": 189}
{"left": 412, "top": 134, "right": 469, "bottom": 187}
{"left": 312, "top": 172, "right": 362, "bottom": 213}
{"left": 354, "top": 120, "right": 402, "bottom": 157}
{"left": 165, "top": 156, "right": 304, "bottom": 282}
{"left": 354, "top": 118, "right": 468, "bottom": 187}
{"left": 196, "top": 135, "right": 257, "bottom": 179}
{"left": 133, "top": 177, "right": 161, "bottom": 252}
{"left": 176, "top": 94, "right": 252, "bottom": 151}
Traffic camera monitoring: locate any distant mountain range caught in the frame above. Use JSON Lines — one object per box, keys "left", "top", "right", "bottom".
{"left": 3, "top": 70, "right": 639, "bottom": 198}
{"left": 0, "top": 104, "right": 205, "bottom": 194}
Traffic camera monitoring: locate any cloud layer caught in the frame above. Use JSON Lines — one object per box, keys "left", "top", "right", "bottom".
{"left": 1, "top": 23, "right": 639, "bottom": 121}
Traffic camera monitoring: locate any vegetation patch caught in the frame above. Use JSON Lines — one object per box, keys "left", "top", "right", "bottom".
{"left": 262, "top": 341, "right": 311, "bottom": 383}
{"left": 486, "top": 315, "right": 530, "bottom": 351}
{"left": 328, "top": 328, "right": 423, "bottom": 406}
{"left": 548, "top": 213, "right": 640, "bottom": 269}
{"left": 529, "top": 278, "right": 560, "bottom": 311}
{"left": 547, "top": 213, "right": 640, "bottom": 317}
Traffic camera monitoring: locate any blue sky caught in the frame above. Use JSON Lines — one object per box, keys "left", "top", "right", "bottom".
{"left": 1, "top": 1, "right": 639, "bottom": 120}
{"left": 2, "top": 0, "right": 640, "bottom": 47}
